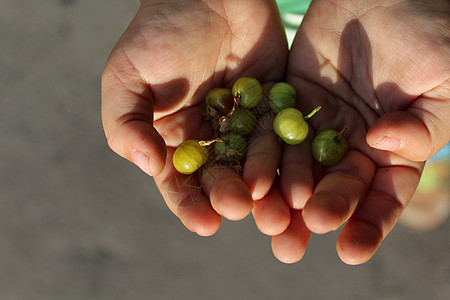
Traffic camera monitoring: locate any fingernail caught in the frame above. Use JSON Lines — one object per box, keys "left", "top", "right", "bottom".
{"left": 133, "top": 150, "right": 149, "bottom": 175}
{"left": 374, "top": 136, "right": 400, "bottom": 151}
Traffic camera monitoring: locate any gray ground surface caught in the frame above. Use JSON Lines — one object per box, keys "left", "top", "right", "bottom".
{"left": 1, "top": 1, "right": 449, "bottom": 299}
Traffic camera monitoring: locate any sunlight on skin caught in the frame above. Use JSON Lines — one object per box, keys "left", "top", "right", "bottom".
{"left": 202, "top": 164, "right": 254, "bottom": 221}
{"left": 252, "top": 181, "right": 291, "bottom": 236}
{"left": 271, "top": 209, "right": 311, "bottom": 264}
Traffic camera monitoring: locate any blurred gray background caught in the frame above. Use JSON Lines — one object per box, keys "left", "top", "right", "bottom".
{"left": 1, "top": 0, "right": 449, "bottom": 299}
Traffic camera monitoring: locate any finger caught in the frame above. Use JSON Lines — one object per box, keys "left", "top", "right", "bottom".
{"left": 243, "top": 131, "right": 281, "bottom": 200}
{"left": 154, "top": 149, "right": 222, "bottom": 236}
{"left": 102, "top": 62, "right": 167, "bottom": 176}
{"left": 336, "top": 163, "right": 422, "bottom": 265}
{"left": 271, "top": 209, "right": 311, "bottom": 264}
{"left": 201, "top": 164, "right": 253, "bottom": 221}
{"left": 302, "top": 150, "right": 376, "bottom": 234}
{"left": 279, "top": 140, "right": 314, "bottom": 209}
{"left": 367, "top": 93, "right": 450, "bottom": 162}
{"left": 252, "top": 180, "right": 291, "bottom": 236}
{"left": 242, "top": 88, "right": 282, "bottom": 201}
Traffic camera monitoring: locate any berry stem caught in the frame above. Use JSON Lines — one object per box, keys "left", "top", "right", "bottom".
{"left": 218, "top": 96, "right": 240, "bottom": 133}
{"left": 303, "top": 106, "right": 322, "bottom": 121}
{"left": 198, "top": 138, "right": 223, "bottom": 147}
{"left": 335, "top": 126, "right": 347, "bottom": 142}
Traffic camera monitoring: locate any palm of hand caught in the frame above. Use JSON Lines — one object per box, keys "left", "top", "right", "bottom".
{"left": 139, "top": 1, "right": 288, "bottom": 145}
{"left": 273, "top": 0, "right": 449, "bottom": 264}
{"left": 102, "top": 0, "right": 289, "bottom": 235}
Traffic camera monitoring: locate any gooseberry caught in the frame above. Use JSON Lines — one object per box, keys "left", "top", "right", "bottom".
{"left": 273, "top": 106, "right": 321, "bottom": 145}
{"left": 172, "top": 140, "right": 208, "bottom": 175}
{"left": 311, "top": 128, "right": 348, "bottom": 166}
{"left": 232, "top": 77, "right": 263, "bottom": 108}
{"left": 268, "top": 82, "right": 296, "bottom": 113}
{"left": 273, "top": 108, "right": 308, "bottom": 145}
{"left": 205, "top": 88, "right": 234, "bottom": 115}
{"left": 215, "top": 133, "right": 247, "bottom": 164}
{"left": 228, "top": 107, "right": 256, "bottom": 136}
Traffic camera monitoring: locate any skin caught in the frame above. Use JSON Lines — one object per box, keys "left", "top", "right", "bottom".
{"left": 101, "top": 0, "right": 450, "bottom": 264}
{"left": 275, "top": 0, "right": 450, "bottom": 264}
{"left": 102, "top": 0, "right": 288, "bottom": 235}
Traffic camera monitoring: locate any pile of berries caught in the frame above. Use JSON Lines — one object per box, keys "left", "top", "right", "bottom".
{"left": 172, "top": 77, "right": 348, "bottom": 175}
{"left": 173, "top": 77, "right": 262, "bottom": 175}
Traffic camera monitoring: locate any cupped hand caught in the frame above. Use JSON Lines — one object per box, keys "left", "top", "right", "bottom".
{"left": 101, "top": 0, "right": 289, "bottom": 235}
{"left": 270, "top": 0, "right": 450, "bottom": 264}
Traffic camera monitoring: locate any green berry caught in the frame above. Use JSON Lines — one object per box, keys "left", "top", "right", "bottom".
{"left": 228, "top": 107, "right": 256, "bottom": 136}
{"left": 215, "top": 133, "right": 247, "bottom": 164}
{"left": 311, "top": 129, "right": 348, "bottom": 166}
{"left": 273, "top": 108, "right": 309, "bottom": 145}
{"left": 205, "top": 88, "right": 234, "bottom": 115}
{"left": 268, "top": 82, "right": 296, "bottom": 113}
{"left": 173, "top": 140, "right": 208, "bottom": 175}
{"left": 232, "top": 77, "right": 263, "bottom": 108}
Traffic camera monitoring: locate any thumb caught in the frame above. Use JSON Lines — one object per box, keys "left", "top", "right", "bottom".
{"left": 105, "top": 120, "right": 167, "bottom": 176}
{"left": 101, "top": 65, "right": 167, "bottom": 176}
{"left": 366, "top": 110, "right": 449, "bottom": 162}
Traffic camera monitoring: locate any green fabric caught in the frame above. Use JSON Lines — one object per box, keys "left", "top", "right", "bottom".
{"left": 276, "top": 0, "right": 311, "bottom": 15}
